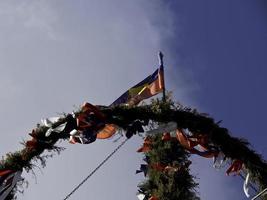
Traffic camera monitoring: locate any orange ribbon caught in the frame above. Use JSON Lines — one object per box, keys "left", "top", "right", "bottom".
{"left": 137, "top": 137, "right": 152, "bottom": 153}
{"left": 161, "top": 132, "right": 172, "bottom": 141}
{"left": 226, "top": 160, "right": 243, "bottom": 175}
{"left": 176, "top": 129, "right": 218, "bottom": 158}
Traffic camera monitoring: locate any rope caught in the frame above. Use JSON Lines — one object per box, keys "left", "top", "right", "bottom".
{"left": 251, "top": 188, "right": 267, "bottom": 200}
{"left": 62, "top": 138, "right": 129, "bottom": 200}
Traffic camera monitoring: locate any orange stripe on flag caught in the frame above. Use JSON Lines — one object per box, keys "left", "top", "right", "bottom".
{"left": 97, "top": 124, "right": 118, "bottom": 139}
{"left": 131, "top": 77, "right": 164, "bottom": 105}
{"left": 149, "top": 70, "right": 164, "bottom": 95}
{"left": 139, "top": 71, "right": 164, "bottom": 98}
{"left": 158, "top": 69, "right": 164, "bottom": 90}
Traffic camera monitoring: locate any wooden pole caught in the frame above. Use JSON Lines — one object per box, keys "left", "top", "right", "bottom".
{"left": 158, "top": 51, "right": 166, "bottom": 102}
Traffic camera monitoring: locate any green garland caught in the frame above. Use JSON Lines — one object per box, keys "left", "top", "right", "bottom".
{"left": 138, "top": 134, "right": 200, "bottom": 200}
{"left": 0, "top": 99, "right": 266, "bottom": 199}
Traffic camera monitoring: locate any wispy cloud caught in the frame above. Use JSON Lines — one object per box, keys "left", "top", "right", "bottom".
{"left": 0, "top": 1, "right": 59, "bottom": 40}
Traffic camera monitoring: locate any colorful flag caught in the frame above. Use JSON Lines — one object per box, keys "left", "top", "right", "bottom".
{"left": 110, "top": 67, "right": 164, "bottom": 106}
{"left": 105, "top": 67, "right": 164, "bottom": 140}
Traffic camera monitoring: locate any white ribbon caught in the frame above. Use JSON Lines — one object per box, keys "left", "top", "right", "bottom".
{"left": 41, "top": 117, "right": 60, "bottom": 127}
{"left": 137, "top": 194, "right": 145, "bottom": 200}
{"left": 45, "top": 122, "right": 67, "bottom": 137}
{"left": 243, "top": 172, "right": 250, "bottom": 198}
{"left": 146, "top": 122, "right": 177, "bottom": 135}
{"left": 41, "top": 117, "right": 67, "bottom": 137}
{"left": 213, "top": 152, "right": 228, "bottom": 169}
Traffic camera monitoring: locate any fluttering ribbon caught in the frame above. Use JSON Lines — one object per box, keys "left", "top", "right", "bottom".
{"left": 243, "top": 172, "right": 250, "bottom": 198}
{"left": 137, "top": 137, "right": 152, "bottom": 153}
{"left": 96, "top": 124, "right": 118, "bottom": 139}
{"left": 213, "top": 152, "right": 228, "bottom": 169}
{"left": 41, "top": 117, "right": 67, "bottom": 137}
{"left": 176, "top": 129, "right": 218, "bottom": 158}
{"left": 125, "top": 120, "right": 145, "bottom": 139}
{"left": 161, "top": 132, "right": 172, "bottom": 141}
{"left": 136, "top": 164, "right": 148, "bottom": 176}
{"left": 226, "top": 160, "right": 243, "bottom": 175}
{"left": 137, "top": 194, "right": 158, "bottom": 200}
{"left": 69, "top": 102, "right": 109, "bottom": 144}
{"left": 137, "top": 194, "right": 146, "bottom": 200}
{"left": 146, "top": 122, "right": 177, "bottom": 135}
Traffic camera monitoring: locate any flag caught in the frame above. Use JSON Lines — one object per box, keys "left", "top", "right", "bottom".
{"left": 106, "top": 67, "right": 164, "bottom": 139}
{"left": 110, "top": 67, "right": 164, "bottom": 106}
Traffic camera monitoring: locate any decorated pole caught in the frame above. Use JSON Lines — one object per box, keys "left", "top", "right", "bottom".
{"left": 158, "top": 51, "right": 166, "bottom": 102}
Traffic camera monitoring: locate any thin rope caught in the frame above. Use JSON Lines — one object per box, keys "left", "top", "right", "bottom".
{"left": 251, "top": 188, "right": 267, "bottom": 200}
{"left": 62, "top": 138, "right": 129, "bottom": 200}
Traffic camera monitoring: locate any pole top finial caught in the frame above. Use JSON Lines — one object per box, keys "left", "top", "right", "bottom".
{"left": 158, "top": 51, "right": 164, "bottom": 66}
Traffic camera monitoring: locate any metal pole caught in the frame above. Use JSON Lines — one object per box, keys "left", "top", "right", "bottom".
{"left": 158, "top": 51, "right": 166, "bottom": 102}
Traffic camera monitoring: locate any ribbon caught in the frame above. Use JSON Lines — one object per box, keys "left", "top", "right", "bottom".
{"left": 243, "top": 172, "right": 250, "bottom": 198}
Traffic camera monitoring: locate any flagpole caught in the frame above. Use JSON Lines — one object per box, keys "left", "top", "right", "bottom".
{"left": 158, "top": 51, "right": 166, "bottom": 102}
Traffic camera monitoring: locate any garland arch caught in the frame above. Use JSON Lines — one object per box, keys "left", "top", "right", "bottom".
{"left": 0, "top": 97, "right": 267, "bottom": 200}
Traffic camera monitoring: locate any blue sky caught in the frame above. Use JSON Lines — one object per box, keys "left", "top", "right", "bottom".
{"left": 0, "top": 1, "right": 266, "bottom": 200}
